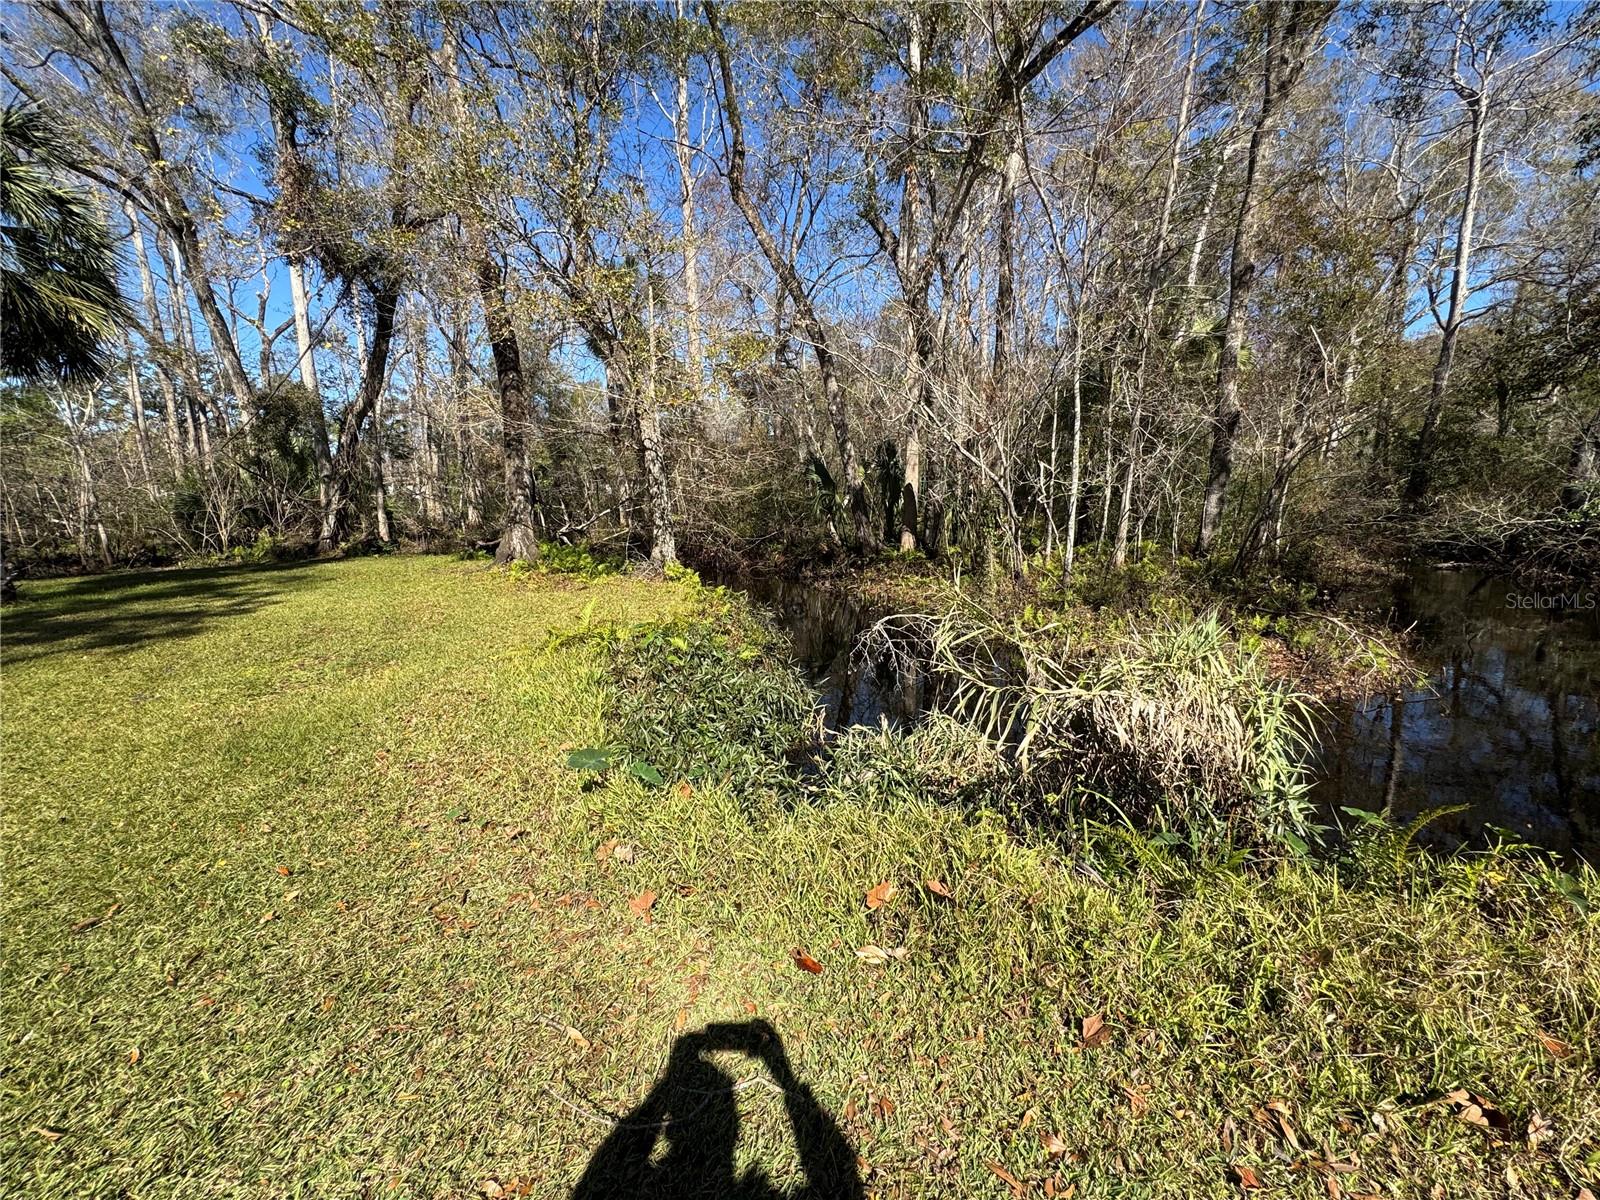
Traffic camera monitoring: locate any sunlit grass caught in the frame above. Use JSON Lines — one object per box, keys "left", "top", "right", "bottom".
{"left": 2, "top": 556, "right": 1596, "bottom": 1198}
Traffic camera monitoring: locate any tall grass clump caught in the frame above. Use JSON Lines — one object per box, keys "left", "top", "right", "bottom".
{"left": 863, "top": 606, "right": 1318, "bottom": 844}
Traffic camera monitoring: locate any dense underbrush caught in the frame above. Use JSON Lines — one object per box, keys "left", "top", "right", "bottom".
{"left": 571, "top": 579, "right": 1349, "bottom": 853}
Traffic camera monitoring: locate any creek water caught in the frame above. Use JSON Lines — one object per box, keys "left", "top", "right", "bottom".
{"left": 728, "top": 566, "right": 1600, "bottom": 862}
{"left": 1312, "top": 567, "right": 1599, "bottom": 860}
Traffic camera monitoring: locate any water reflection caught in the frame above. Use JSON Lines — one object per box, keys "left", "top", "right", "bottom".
{"left": 729, "top": 575, "right": 923, "bottom": 731}
{"left": 1314, "top": 568, "right": 1599, "bottom": 860}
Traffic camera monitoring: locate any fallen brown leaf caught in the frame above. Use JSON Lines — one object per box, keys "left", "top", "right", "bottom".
{"left": 594, "top": 839, "right": 618, "bottom": 863}
{"left": 1123, "top": 1084, "right": 1149, "bottom": 1118}
{"left": 865, "top": 881, "right": 897, "bottom": 910}
{"left": 1260, "top": 1098, "right": 1302, "bottom": 1151}
{"left": 1041, "top": 1131, "right": 1069, "bottom": 1159}
{"left": 564, "top": 1025, "right": 591, "bottom": 1051}
{"left": 628, "top": 890, "right": 657, "bottom": 918}
{"left": 276, "top": 864, "right": 291, "bottom": 876}
{"left": 27, "top": 1127, "right": 65, "bottom": 1142}
{"left": 1080, "top": 1013, "right": 1111, "bottom": 1049}
{"left": 987, "top": 1160, "right": 1025, "bottom": 1197}
{"left": 873, "top": 1095, "right": 895, "bottom": 1120}
{"left": 1445, "top": 1089, "right": 1510, "bottom": 1132}
{"left": 673, "top": 780, "right": 693, "bottom": 800}
{"left": 1231, "top": 1164, "right": 1262, "bottom": 1189}
{"left": 925, "top": 878, "right": 952, "bottom": 898}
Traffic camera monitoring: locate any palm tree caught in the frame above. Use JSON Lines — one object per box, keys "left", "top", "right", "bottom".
{"left": 1, "top": 103, "right": 127, "bottom": 383}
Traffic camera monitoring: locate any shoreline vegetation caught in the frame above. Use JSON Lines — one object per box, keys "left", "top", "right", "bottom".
{"left": 5, "top": 555, "right": 1595, "bottom": 1198}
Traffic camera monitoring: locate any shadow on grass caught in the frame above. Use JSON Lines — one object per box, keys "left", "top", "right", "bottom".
{"left": 0, "top": 559, "right": 331, "bottom": 664}
{"left": 572, "top": 1020, "right": 863, "bottom": 1200}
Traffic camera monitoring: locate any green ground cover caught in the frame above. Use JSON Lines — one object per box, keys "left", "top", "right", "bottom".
{"left": 2, "top": 556, "right": 1596, "bottom": 1198}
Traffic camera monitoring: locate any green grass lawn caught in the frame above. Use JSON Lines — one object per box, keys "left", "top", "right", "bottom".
{"left": 3, "top": 556, "right": 1596, "bottom": 1198}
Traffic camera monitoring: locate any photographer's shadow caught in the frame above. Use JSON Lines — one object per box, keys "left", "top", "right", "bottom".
{"left": 571, "top": 1020, "right": 865, "bottom": 1199}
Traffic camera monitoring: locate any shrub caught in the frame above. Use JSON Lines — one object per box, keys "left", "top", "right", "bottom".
{"left": 594, "top": 599, "right": 817, "bottom": 798}
{"left": 534, "top": 541, "right": 621, "bottom": 579}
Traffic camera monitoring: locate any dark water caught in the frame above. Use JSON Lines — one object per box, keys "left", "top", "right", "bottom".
{"left": 728, "top": 568, "right": 1600, "bottom": 860}
{"left": 730, "top": 575, "right": 925, "bottom": 731}
{"left": 1313, "top": 567, "right": 1600, "bottom": 860}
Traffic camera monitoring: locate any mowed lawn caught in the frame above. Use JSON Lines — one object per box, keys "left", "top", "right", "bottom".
{"left": 3, "top": 556, "right": 1597, "bottom": 1199}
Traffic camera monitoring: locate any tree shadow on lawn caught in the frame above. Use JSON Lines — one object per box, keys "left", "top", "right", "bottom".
{"left": 571, "top": 1020, "right": 864, "bottom": 1200}
{"left": 1, "top": 559, "right": 332, "bottom": 664}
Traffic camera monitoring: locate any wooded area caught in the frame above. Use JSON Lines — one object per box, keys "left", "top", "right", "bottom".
{"left": 4, "top": 0, "right": 1597, "bottom": 582}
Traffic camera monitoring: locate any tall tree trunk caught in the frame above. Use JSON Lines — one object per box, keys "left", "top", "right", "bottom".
{"left": 442, "top": 320, "right": 481, "bottom": 532}
{"left": 1064, "top": 313, "right": 1087, "bottom": 574}
{"left": 1375, "top": 126, "right": 1418, "bottom": 469}
{"left": 121, "top": 336, "right": 152, "bottom": 486}
{"left": 72, "top": 2, "right": 256, "bottom": 427}
{"left": 161, "top": 233, "right": 215, "bottom": 470}
{"left": 162, "top": 213, "right": 254, "bottom": 429}
{"left": 124, "top": 200, "right": 184, "bottom": 467}
{"left": 162, "top": 233, "right": 230, "bottom": 447}
{"left": 373, "top": 384, "right": 392, "bottom": 544}
{"left": 1197, "top": 4, "right": 1327, "bottom": 555}
{"left": 1563, "top": 404, "right": 1600, "bottom": 510}
{"left": 476, "top": 250, "right": 541, "bottom": 564}
{"left": 896, "top": 10, "right": 932, "bottom": 554}
{"left": 411, "top": 334, "right": 439, "bottom": 530}
{"left": 984, "top": 91, "right": 1025, "bottom": 568}
{"left": 1406, "top": 92, "right": 1489, "bottom": 505}
{"left": 640, "top": 281, "right": 677, "bottom": 567}
{"left": 67, "top": 388, "right": 110, "bottom": 569}
{"left": 1174, "top": 141, "right": 1236, "bottom": 347}
{"left": 319, "top": 289, "right": 400, "bottom": 552}
{"left": 902, "top": 311, "right": 938, "bottom": 554}
{"left": 673, "top": 0, "right": 705, "bottom": 420}
{"left": 446, "top": 21, "right": 540, "bottom": 564}
{"left": 287, "top": 256, "right": 335, "bottom": 523}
